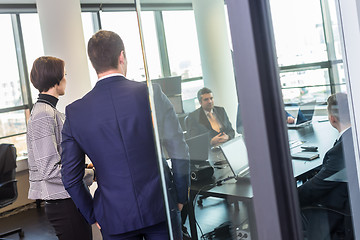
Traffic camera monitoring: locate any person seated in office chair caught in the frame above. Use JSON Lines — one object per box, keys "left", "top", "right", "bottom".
{"left": 298, "top": 93, "right": 354, "bottom": 240}
{"left": 186, "top": 87, "right": 235, "bottom": 146}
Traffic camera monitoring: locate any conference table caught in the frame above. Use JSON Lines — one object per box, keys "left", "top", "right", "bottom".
{"left": 187, "top": 117, "right": 339, "bottom": 240}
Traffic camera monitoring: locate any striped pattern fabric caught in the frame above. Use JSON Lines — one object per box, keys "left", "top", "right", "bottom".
{"left": 27, "top": 102, "right": 70, "bottom": 200}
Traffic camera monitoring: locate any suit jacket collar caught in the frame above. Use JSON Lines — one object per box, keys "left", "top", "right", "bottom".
{"left": 198, "top": 107, "right": 212, "bottom": 130}
{"left": 335, "top": 127, "right": 352, "bottom": 146}
{"left": 94, "top": 75, "right": 126, "bottom": 88}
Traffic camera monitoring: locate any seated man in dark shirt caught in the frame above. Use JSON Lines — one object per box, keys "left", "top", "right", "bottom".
{"left": 298, "top": 92, "right": 354, "bottom": 239}
{"left": 186, "top": 87, "right": 235, "bottom": 146}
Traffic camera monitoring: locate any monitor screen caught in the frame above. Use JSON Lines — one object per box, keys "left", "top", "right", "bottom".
{"left": 151, "top": 76, "right": 182, "bottom": 97}
{"left": 168, "top": 95, "right": 184, "bottom": 114}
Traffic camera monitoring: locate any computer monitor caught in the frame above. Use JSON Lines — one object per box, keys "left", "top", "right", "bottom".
{"left": 151, "top": 76, "right": 182, "bottom": 97}
{"left": 185, "top": 132, "right": 210, "bottom": 162}
{"left": 168, "top": 95, "right": 184, "bottom": 114}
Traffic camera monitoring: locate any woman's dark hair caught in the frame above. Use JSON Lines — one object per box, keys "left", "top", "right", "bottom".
{"left": 30, "top": 56, "right": 65, "bottom": 92}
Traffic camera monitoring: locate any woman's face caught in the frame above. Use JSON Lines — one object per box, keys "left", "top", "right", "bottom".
{"left": 56, "top": 68, "right": 67, "bottom": 96}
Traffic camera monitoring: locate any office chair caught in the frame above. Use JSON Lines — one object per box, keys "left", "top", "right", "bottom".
{"left": 0, "top": 144, "right": 24, "bottom": 239}
{"left": 301, "top": 204, "right": 353, "bottom": 240}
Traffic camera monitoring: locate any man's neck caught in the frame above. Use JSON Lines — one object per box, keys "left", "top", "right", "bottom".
{"left": 337, "top": 123, "right": 351, "bottom": 133}
{"left": 97, "top": 69, "right": 123, "bottom": 79}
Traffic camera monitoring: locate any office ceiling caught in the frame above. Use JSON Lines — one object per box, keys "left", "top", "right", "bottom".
{"left": 0, "top": 0, "right": 192, "bottom": 4}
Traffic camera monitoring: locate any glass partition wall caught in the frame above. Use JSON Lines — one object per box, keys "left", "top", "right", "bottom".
{"left": 136, "top": 1, "right": 257, "bottom": 239}
{"left": 135, "top": 0, "right": 358, "bottom": 239}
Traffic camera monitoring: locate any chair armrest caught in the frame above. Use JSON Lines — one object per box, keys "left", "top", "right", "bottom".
{"left": 302, "top": 205, "right": 351, "bottom": 217}
{"left": 0, "top": 179, "right": 17, "bottom": 188}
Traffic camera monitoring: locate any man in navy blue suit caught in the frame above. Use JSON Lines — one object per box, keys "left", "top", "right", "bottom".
{"left": 298, "top": 92, "right": 354, "bottom": 239}
{"left": 61, "top": 30, "right": 190, "bottom": 240}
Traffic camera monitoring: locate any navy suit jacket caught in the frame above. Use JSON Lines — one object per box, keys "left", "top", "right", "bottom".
{"left": 61, "top": 76, "right": 189, "bottom": 235}
{"left": 186, "top": 106, "right": 235, "bottom": 140}
{"left": 298, "top": 128, "right": 354, "bottom": 210}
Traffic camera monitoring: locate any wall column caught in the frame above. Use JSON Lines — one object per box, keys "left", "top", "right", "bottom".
{"left": 36, "top": 0, "right": 91, "bottom": 112}
{"left": 192, "top": 0, "right": 238, "bottom": 125}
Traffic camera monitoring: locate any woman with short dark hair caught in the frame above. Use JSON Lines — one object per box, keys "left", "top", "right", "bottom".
{"left": 27, "top": 56, "right": 93, "bottom": 240}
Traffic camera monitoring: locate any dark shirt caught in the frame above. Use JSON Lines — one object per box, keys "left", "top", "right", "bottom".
{"left": 37, "top": 93, "right": 59, "bottom": 108}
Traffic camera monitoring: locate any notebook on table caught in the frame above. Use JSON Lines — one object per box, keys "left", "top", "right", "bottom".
{"left": 287, "top": 100, "right": 316, "bottom": 129}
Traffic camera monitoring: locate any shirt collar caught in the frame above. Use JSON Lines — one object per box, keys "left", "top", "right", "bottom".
{"left": 98, "top": 73, "right": 125, "bottom": 82}
{"left": 203, "top": 108, "right": 214, "bottom": 116}
{"left": 37, "top": 94, "right": 58, "bottom": 108}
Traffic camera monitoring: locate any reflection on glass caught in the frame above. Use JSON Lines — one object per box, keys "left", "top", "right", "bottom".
{"left": 270, "top": 0, "right": 327, "bottom": 66}
{"left": 0, "top": 15, "right": 23, "bottom": 109}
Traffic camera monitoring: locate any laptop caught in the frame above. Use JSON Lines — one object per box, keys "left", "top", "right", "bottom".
{"left": 287, "top": 100, "right": 316, "bottom": 129}
{"left": 185, "top": 132, "right": 210, "bottom": 163}
{"left": 219, "top": 136, "right": 250, "bottom": 180}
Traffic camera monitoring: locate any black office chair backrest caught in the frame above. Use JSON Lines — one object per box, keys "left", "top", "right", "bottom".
{"left": 0, "top": 144, "right": 18, "bottom": 209}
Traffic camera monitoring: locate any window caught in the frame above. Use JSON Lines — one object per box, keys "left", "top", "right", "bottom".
{"left": 0, "top": 14, "right": 29, "bottom": 158}
{"left": 269, "top": 0, "right": 346, "bottom": 104}
{"left": 100, "top": 11, "right": 147, "bottom": 82}
{"left": 0, "top": 15, "right": 23, "bottom": 109}
{"left": 162, "top": 10, "right": 202, "bottom": 79}
{"left": 20, "top": 13, "right": 44, "bottom": 103}
{"left": 81, "top": 12, "right": 98, "bottom": 87}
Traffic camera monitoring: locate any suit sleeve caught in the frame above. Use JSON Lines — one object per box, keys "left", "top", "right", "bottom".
{"left": 298, "top": 148, "right": 342, "bottom": 207}
{"left": 153, "top": 84, "right": 190, "bottom": 204}
{"left": 61, "top": 107, "right": 96, "bottom": 224}
{"left": 186, "top": 112, "right": 200, "bottom": 139}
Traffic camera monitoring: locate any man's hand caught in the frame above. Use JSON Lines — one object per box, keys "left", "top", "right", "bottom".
{"left": 287, "top": 116, "right": 295, "bottom": 124}
{"left": 178, "top": 203, "right": 184, "bottom": 211}
{"left": 210, "top": 133, "right": 229, "bottom": 146}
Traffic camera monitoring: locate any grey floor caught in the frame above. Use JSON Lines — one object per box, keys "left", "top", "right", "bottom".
{"left": 0, "top": 204, "right": 102, "bottom": 240}
{"left": 0, "top": 197, "right": 246, "bottom": 240}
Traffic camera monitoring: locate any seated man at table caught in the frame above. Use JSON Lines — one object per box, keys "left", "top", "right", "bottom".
{"left": 187, "top": 87, "right": 235, "bottom": 146}
{"left": 298, "top": 92, "right": 354, "bottom": 239}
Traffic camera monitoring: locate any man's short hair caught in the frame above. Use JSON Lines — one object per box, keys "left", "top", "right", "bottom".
{"left": 30, "top": 56, "right": 65, "bottom": 92}
{"left": 197, "top": 87, "right": 213, "bottom": 102}
{"left": 327, "top": 92, "right": 351, "bottom": 124}
{"left": 88, "top": 30, "right": 125, "bottom": 74}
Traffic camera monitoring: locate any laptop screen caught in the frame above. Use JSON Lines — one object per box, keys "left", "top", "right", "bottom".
{"left": 296, "top": 100, "right": 316, "bottom": 125}
{"left": 220, "top": 136, "right": 249, "bottom": 177}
